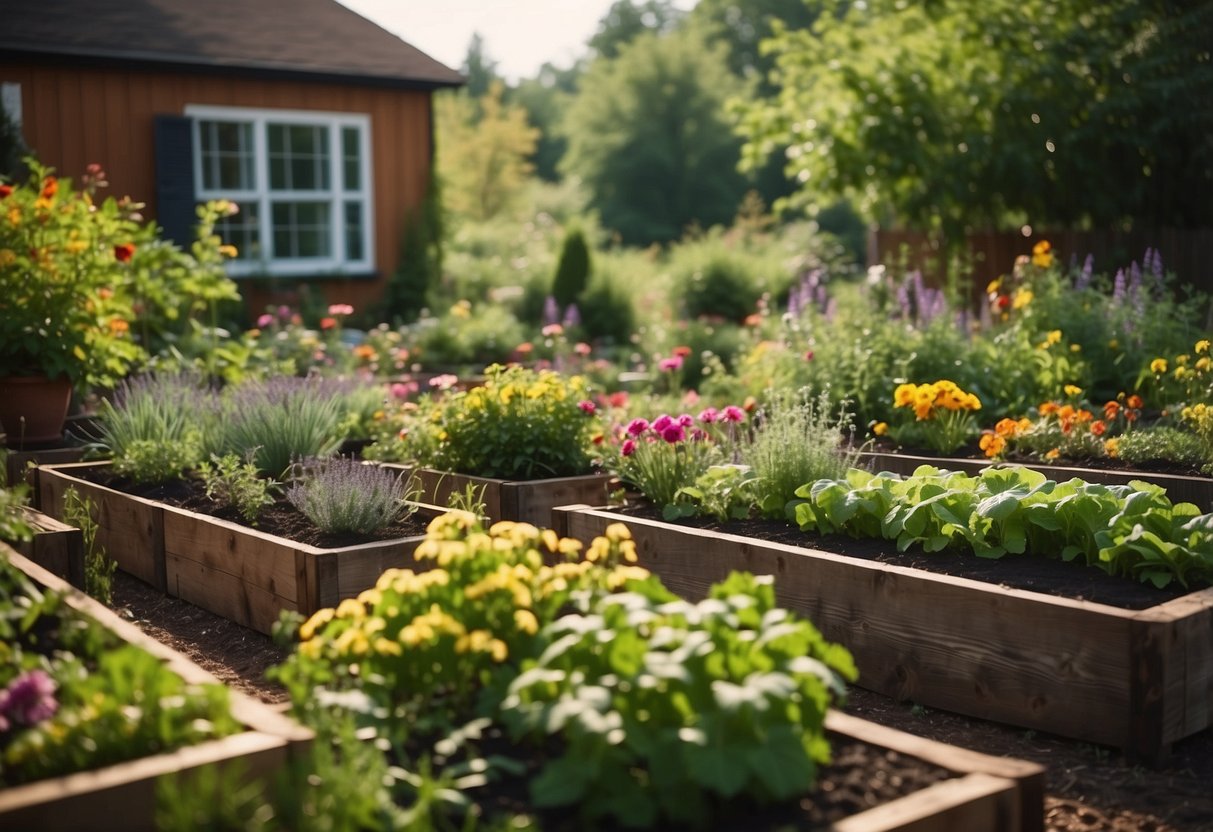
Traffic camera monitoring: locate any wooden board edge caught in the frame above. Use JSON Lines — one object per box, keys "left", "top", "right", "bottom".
{"left": 829, "top": 772, "right": 1019, "bottom": 832}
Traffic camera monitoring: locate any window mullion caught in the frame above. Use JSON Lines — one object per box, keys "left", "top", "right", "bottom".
{"left": 254, "top": 115, "right": 271, "bottom": 263}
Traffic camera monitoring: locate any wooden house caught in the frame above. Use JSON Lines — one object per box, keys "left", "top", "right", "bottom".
{"left": 0, "top": 0, "right": 463, "bottom": 316}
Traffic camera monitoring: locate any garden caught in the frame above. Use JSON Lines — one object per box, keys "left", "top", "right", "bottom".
{"left": 4, "top": 1, "right": 1213, "bottom": 829}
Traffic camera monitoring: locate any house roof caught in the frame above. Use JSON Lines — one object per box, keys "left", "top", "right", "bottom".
{"left": 0, "top": 0, "right": 465, "bottom": 90}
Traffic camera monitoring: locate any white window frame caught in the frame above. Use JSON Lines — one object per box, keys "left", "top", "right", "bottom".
{"left": 185, "top": 104, "right": 374, "bottom": 278}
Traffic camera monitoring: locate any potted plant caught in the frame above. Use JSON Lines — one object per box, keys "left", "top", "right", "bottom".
{"left": 0, "top": 161, "right": 145, "bottom": 446}
{"left": 365, "top": 363, "right": 612, "bottom": 525}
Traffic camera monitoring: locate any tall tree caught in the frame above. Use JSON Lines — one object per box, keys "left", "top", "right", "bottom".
{"left": 688, "top": 0, "right": 819, "bottom": 91}
{"left": 588, "top": 0, "right": 685, "bottom": 60}
{"left": 436, "top": 83, "right": 539, "bottom": 222}
{"left": 509, "top": 61, "right": 583, "bottom": 182}
{"left": 561, "top": 30, "right": 747, "bottom": 245}
{"left": 460, "top": 32, "right": 500, "bottom": 101}
{"left": 737, "top": 0, "right": 1213, "bottom": 236}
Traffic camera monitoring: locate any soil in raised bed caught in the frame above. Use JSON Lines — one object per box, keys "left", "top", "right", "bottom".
{"left": 613, "top": 502, "right": 1202, "bottom": 610}
{"left": 79, "top": 468, "right": 430, "bottom": 548}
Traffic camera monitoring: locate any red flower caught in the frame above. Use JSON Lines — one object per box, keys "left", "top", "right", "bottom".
{"left": 0, "top": 184, "right": 12, "bottom": 199}
{"left": 40, "top": 177, "right": 57, "bottom": 199}
{"left": 113, "top": 243, "right": 136, "bottom": 262}
{"left": 672, "top": 345, "right": 693, "bottom": 358}
{"left": 995, "top": 294, "right": 1011, "bottom": 311}
{"left": 319, "top": 317, "right": 338, "bottom": 330}
{"left": 578, "top": 400, "right": 596, "bottom": 415}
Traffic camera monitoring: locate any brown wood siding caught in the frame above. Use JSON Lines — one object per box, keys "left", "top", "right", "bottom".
{"left": 0, "top": 62, "right": 434, "bottom": 317}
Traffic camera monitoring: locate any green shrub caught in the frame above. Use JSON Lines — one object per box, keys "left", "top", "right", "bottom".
{"left": 413, "top": 302, "right": 526, "bottom": 369}
{"left": 551, "top": 225, "right": 591, "bottom": 307}
{"left": 578, "top": 261, "right": 637, "bottom": 346}
{"left": 1117, "top": 426, "right": 1207, "bottom": 469}
{"left": 669, "top": 237, "right": 763, "bottom": 322}
{"left": 93, "top": 374, "right": 208, "bottom": 484}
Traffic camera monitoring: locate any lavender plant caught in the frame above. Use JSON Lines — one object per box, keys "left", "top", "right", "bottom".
{"left": 92, "top": 373, "right": 209, "bottom": 483}
{"left": 286, "top": 457, "right": 418, "bottom": 536}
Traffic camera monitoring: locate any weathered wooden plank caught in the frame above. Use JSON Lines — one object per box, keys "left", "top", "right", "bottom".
{"left": 167, "top": 552, "right": 296, "bottom": 637}
{"left": 10, "top": 506, "right": 85, "bottom": 588}
{"left": 333, "top": 541, "right": 422, "bottom": 601}
{"left": 38, "top": 462, "right": 166, "bottom": 591}
{"left": 163, "top": 505, "right": 300, "bottom": 603}
{"left": 556, "top": 506, "right": 1212, "bottom": 756}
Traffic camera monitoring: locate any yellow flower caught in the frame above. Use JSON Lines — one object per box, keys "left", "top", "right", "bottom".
{"left": 1108, "top": 339, "right": 1119, "bottom": 350}
{"left": 0, "top": 249, "right": 14, "bottom": 266}
{"left": 1104, "top": 437, "right": 1120, "bottom": 458}
{"left": 604, "top": 523, "right": 631, "bottom": 543}
{"left": 872, "top": 421, "right": 888, "bottom": 436}
{"left": 514, "top": 609, "right": 539, "bottom": 635}
{"left": 1045, "top": 330, "right": 1062, "bottom": 346}
{"left": 1012, "top": 288, "right": 1033, "bottom": 309}
{"left": 1196, "top": 339, "right": 1210, "bottom": 355}
{"left": 1069, "top": 344, "right": 1081, "bottom": 353}
{"left": 1176, "top": 354, "right": 1191, "bottom": 366}
{"left": 1063, "top": 384, "right": 1082, "bottom": 398}
{"left": 1196, "top": 357, "right": 1211, "bottom": 372}
{"left": 218, "top": 244, "right": 239, "bottom": 258}
{"left": 335, "top": 598, "right": 365, "bottom": 620}
{"left": 1031, "top": 240, "right": 1053, "bottom": 268}
{"left": 1150, "top": 358, "right": 1168, "bottom": 374}
{"left": 300, "top": 608, "right": 334, "bottom": 641}
{"left": 985, "top": 277, "right": 1003, "bottom": 295}
{"left": 1045, "top": 448, "right": 1060, "bottom": 461}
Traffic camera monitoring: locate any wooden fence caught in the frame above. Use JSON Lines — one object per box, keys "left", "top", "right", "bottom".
{"left": 867, "top": 229, "right": 1213, "bottom": 303}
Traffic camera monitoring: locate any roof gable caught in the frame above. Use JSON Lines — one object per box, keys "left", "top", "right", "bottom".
{"left": 0, "top": 0, "right": 464, "bottom": 89}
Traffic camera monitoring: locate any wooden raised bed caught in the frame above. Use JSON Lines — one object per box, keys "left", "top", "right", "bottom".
{"left": 822, "top": 710, "right": 1043, "bottom": 832}
{"left": 4, "top": 444, "right": 87, "bottom": 503}
{"left": 38, "top": 461, "right": 165, "bottom": 590}
{"left": 163, "top": 501, "right": 455, "bottom": 635}
{"left": 0, "top": 546, "right": 311, "bottom": 831}
{"left": 554, "top": 505, "right": 1213, "bottom": 764}
{"left": 8, "top": 506, "right": 84, "bottom": 588}
{"left": 857, "top": 450, "right": 1213, "bottom": 511}
{"left": 377, "top": 463, "right": 610, "bottom": 527}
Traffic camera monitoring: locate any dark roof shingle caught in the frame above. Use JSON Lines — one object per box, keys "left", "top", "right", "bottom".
{"left": 0, "top": 0, "right": 464, "bottom": 89}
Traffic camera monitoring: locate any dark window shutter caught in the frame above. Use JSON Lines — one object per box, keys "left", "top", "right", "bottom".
{"left": 153, "top": 115, "right": 196, "bottom": 247}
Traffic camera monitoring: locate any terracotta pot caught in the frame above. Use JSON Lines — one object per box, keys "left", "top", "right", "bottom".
{"left": 0, "top": 375, "right": 73, "bottom": 448}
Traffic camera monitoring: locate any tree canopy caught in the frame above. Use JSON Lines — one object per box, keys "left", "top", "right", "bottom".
{"left": 737, "top": 0, "right": 1213, "bottom": 235}
{"left": 560, "top": 30, "right": 748, "bottom": 246}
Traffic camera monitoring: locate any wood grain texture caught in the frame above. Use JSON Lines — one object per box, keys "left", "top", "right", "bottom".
{"left": 11, "top": 507, "right": 84, "bottom": 587}
{"left": 556, "top": 506, "right": 1213, "bottom": 759}
{"left": 38, "top": 462, "right": 166, "bottom": 590}
{"left": 0, "top": 546, "right": 310, "bottom": 830}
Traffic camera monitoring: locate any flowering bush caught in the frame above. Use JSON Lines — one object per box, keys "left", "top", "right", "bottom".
{"left": 889, "top": 380, "right": 982, "bottom": 454}
{"left": 979, "top": 393, "right": 1141, "bottom": 464}
{"left": 374, "top": 364, "right": 601, "bottom": 480}
{"left": 0, "top": 162, "right": 144, "bottom": 389}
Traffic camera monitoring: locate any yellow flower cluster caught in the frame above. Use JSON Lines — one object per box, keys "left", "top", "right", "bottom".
{"left": 893, "top": 380, "right": 982, "bottom": 421}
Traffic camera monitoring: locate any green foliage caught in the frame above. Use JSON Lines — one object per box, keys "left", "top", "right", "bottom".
{"left": 674, "top": 463, "right": 758, "bottom": 522}
{"left": 394, "top": 365, "right": 601, "bottom": 480}
{"left": 93, "top": 374, "right": 207, "bottom": 484}
{"left": 551, "top": 225, "right": 592, "bottom": 308}
{"left": 1116, "top": 427, "right": 1208, "bottom": 470}
{"left": 742, "top": 387, "right": 859, "bottom": 518}
{"left": 611, "top": 411, "right": 744, "bottom": 509}
{"left": 589, "top": 0, "right": 685, "bottom": 60}
{"left": 560, "top": 29, "right": 748, "bottom": 245}
{"left": 0, "top": 556, "right": 238, "bottom": 787}
{"left": 500, "top": 571, "right": 855, "bottom": 828}
{"left": 61, "top": 487, "right": 115, "bottom": 604}
{"left": 739, "top": 0, "right": 1213, "bottom": 234}
{"left": 795, "top": 466, "right": 1213, "bottom": 589}
{"left": 0, "top": 478, "right": 33, "bottom": 544}
{"left": 285, "top": 457, "right": 417, "bottom": 536}
{"left": 688, "top": 0, "right": 820, "bottom": 92}
{"left": 577, "top": 257, "right": 638, "bottom": 346}
{"left": 383, "top": 169, "right": 445, "bottom": 324}
{"left": 414, "top": 302, "right": 527, "bottom": 369}
{"left": 668, "top": 234, "right": 766, "bottom": 322}
{"left": 197, "top": 453, "right": 278, "bottom": 525}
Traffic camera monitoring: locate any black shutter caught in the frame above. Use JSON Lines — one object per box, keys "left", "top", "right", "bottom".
{"left": 153, "top": 115, "right": 196, "bottom": 247}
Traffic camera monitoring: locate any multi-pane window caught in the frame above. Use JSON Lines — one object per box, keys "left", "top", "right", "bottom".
{"left": 187, "top": 106, "right": 372, "bottom": 276}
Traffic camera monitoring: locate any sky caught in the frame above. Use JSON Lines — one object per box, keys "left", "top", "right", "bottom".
{"left": 337, "top": 0, "right": 693, "bottom": 82}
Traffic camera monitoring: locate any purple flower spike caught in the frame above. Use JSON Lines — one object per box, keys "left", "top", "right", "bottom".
{"left": 0, "top": 669, "right": 58, "bottom": 731}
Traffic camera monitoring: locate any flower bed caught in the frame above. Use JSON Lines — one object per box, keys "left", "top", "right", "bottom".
{"left": 552, "top": 504, "right": 1213, "bottom": 763}
{"left": 38, "top": 460, "right": 453, "bottom": 634}
{"left": 0, "top": 544, "right": 310, "bottom": 829}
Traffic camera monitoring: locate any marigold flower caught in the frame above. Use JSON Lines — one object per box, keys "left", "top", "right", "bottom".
{"left": 993, "top": 418, "right": 1021, "bottom": 439}
{"left": 1039, "top": 401, "right": 1059, "bottom": 416}
{"left": 113, "top": 243, "right": 135, "bottom": 262}
{"left": 1063, "top": 384, "right": 1082, "bottom": 398}
{"left": 1104, "top": 437, "right": 1120, "bottom": 458}
{"left": 1013, "top": 288, "right": 1033, "bottom": 309}
{"left": 1090, "top": 419, "right": 1107, "bottom": 437}
{"left": 108, "top": 318, "right": 129, "bottom": 334}
{"left": 1150, "top": 358, "right": 1167, "bottom": 374}
{"left": 1126, "top": 394, "right": 1143, "bottom": 410}
{"left": 873, "top": 421, "right": 888, "bottom": 436}
{"left": 1046, "top": 330, "right": 1062, "bottom": 346}
{"left": 1031, "top": 240, "right": 1053, "bottom": 268}
{"left": 1103, "top": 400, "right": 1120, "bottom": 420}
{"left": 40, "top": 176, "right": 58, "bottom": 199}
{"left": 1196, "top": 339, "right": 1211, "bottom": 355}
{"left": 1045, "top": 448, "right": 1060, "bottom": 461}
{"left": 979, "top": 432, "right": 1006, "bottom": 459}
{"left": 672, "top": 345, "right": 693, "bottom": 358}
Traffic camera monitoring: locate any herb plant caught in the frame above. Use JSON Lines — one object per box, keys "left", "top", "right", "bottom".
{"left": 286, "top": 457, "right": 417, "bottom": 536}
{"left": 92, "top": 373, "right": 207, "bottom": 483}
{"left": 197, "top": 453, "right": 277, "bottom": 524}
{"left": 61, "top": 486, "right": 116, "bottom": 603}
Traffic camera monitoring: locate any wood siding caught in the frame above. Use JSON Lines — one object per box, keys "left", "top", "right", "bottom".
{"left": 1, "top": 62, "right": 435, "bottom": 315}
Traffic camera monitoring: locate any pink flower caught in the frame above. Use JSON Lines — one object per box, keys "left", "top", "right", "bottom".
{"left": 621, "top": 439, "right": 637, "bottom": 457}
{"left": 651, "top": 414, "right": 674, "bottom": 434}
{"left": 607, "top": 391, "right": 629, "bottom": 408}
{"left": 661, "top": 424, "right": 686, "bottom": 443}
{"left": 277, "top": 305, "right": 293, "bottom": 320}
{"left": 691, "top": 428, "right": 708, "bottom": 441}
{"left": 328, "top": 303, "right": 354, "bottom": 316}
{"left": 722, "top": 405, "right": 746, "bottom": 423}
{"left": 390, "top": 381, "right": 418, "bottom": 399}
{"left": 658, "top": 356, "right": 684, "bottom": 372}
{"left": 698, "top": 407, "right": 719, "bottom": 423}
{"left": 257, "top": 313, "right": 274, "bottom": 328}
{"left": 626, "top": 418, "right": 649, "bottom": 437}
{"left": 578, "top": 400, "right": 596, "bottom": 415}
{"left": 0, "top": 670, "right": 58, "bottom": 731}
{"left": 677, "top": 413, "right": 694, "bottom": 427}
{"left": 574, "top": 342, "right": 593, "bottom": 356}
{"left": 542, "top": 323, "right": 564, "bottom": 337}
{"left": 804, "top": 350, "right": 815, "bottom": 361}
{"left": 682, "top": 389, "right": 700, "bottom": 407}
{"left": 429, "top": 374, "right": 459, "bottom": 390}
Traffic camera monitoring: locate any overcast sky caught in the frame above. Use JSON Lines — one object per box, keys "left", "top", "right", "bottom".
{"left": 337, "top": 0, "right": 695, "bottom": 82}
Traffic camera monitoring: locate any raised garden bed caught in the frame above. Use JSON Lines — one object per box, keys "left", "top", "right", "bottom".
{"left": 0, "top": 545, "right": 311, "bottom": 831}
{"left": 7, "top": 505, "right": 84, "bottom": 588}
{"left": 38, "top": 460, "right": 456, "bottom": 634}
{"left": 376, "top": 463, "right": 610, "bottom": 527}
{"left": 857, "top": 450, "right": 1213, "bottom": 511}
{"left": 553, "top": 504, "right": 1213, "bottom": 764}
{"left": 4, "top": 444, "right": 87, "bottom": 503}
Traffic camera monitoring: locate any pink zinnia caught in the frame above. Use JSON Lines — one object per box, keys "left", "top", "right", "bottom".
{"left": 621, "top": 439, "right": 637, "bottom": 457}
{"left": 626, "top": 418, "right": 649, "bottom": 437}
{"left": 574, "top": 342, "right": 593, "bottom": 356}
{"left": 257, "top": 313, "right": 274, "bottom": 328}
{"left": 578, "top": 400, "right": 596, "bottom": 415}
{"left": 658, "top": 356, "right": 683, "bottom": 372}
{"left": 677, "top": 413, "right": 694, "bottom": 427}
{"left": 651, "top": 414, "right": 674, "bottom": 433}
{"left": 698, "top": 407, "right": 719, "bottom": 423}
{"left": 328, "top": 303, "right": 354, "bottom": 316}
{"left": 722, "top": 405, "right": 746, "bottom": 423}
{"left": 661, "top": 425, "right": 686, "bottom": 443}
